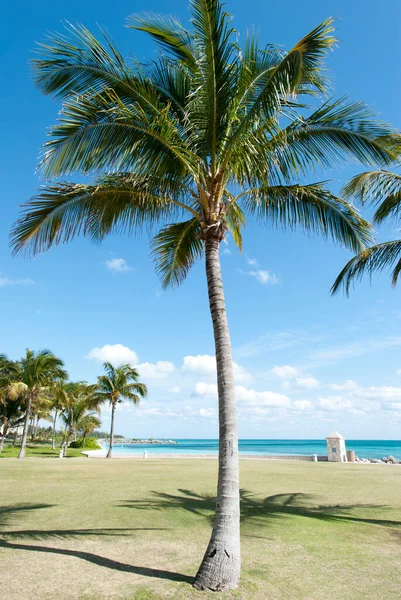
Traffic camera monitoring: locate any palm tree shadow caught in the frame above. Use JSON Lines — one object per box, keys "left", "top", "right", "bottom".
{"left": 120, "top": 489, "right": 401, "bottom": 530}
{"left": 0, "top": 503, "right": 193, "bottom": 584}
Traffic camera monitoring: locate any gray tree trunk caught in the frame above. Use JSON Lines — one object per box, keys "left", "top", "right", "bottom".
{"left": 18, "top": 394, "right": 33, "bottom": 459}
{"left": 106, "top": 402, "right": 116, "bottom": 459}
{"left": 193, "top": 236, "right": 240, "bottom": 591}
{"left": 52, "top": 409, "right": 58, "bottom": 450}
{"left": 0, "top": 435, "right": 5, "bottom": 453}
{"left": 13, "top": 429, "right": 19, "bottom": 446}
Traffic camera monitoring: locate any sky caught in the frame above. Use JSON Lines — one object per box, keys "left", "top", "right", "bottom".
{"left": 1, "top": 0, "right": 401, "bottom": 440}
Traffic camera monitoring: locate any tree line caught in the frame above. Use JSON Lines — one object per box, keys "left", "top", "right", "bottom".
{"left": 0, "top": 350, "right": 147, "bottom": 458}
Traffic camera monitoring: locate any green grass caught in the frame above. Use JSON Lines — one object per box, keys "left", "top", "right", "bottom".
{"left": 0, "top": 459, "right": 400, "bottom": 599}
{"left": 0, "top": 442, "right": 89, "bottom": 458}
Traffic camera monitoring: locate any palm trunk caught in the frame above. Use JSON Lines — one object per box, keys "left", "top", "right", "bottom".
{"left": 82, "top": 432, "right": 87, "bottom": 449}
{"left": 106, "top": 402, "right": 116, "bottom": 459}
{"left": 0, "top": 435, "right": 5, "bottom": 453}
{"left": 194, "top": 236, "right": 240, "bottom": 591}
{"left": 52, "top": 409, "right": 58, "bottom": 450}
{"left": 13, "top": 429, "right": 19, "bottom": 446}
{"left": 18, "top": 394, "right": 33, "bottom": 459}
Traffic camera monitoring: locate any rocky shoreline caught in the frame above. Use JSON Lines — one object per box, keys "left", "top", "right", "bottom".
{"left": 355, "top": 454, "right": 400, "bottom": 464}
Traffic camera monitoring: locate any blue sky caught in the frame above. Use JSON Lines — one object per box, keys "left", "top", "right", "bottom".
{"left": 1, "top": 0, "right": 401, "bottom": 440}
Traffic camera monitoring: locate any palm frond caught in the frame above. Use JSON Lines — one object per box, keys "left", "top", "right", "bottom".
{"left": 151, "top": 218, "right": 203, "bottom": 287}
{"left": 126, "top": 12, "right": 197, "bottom": 71}
{"left": 332, "top": 240, "right": 401, "bottom": 293}
{"left": 242, "top": 182, "right": 373, "bottom": 252}
{"left": 343, "top": 170, "right": 401, "bottom": 223}
{"left": 38, "top": 89, "right": 197, "bottom": 179}
{"left": 11, "top": 174, "right": 183, "bottom": 256}
{"left": 33, "top": 23, "right": 140, "bottom": 102}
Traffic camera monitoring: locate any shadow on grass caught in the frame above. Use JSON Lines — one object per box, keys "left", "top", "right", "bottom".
{"left": 120, "top": 490, "right": 401, "bottom": 529}
{"left": 0, "top": 504, "right": 193, "bottom": 584}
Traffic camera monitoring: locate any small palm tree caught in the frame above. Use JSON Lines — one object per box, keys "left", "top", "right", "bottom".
{"left": 79, "top": 414, "right": 102, "bottom": 448}
{"left": 0, "top": 356, "right": 24, "bottom": 452}
{"left": 8, "top": 350, "right": 67, "bottom": 458}
{"left": 96, "top": 362, "right": 147, "bottom": 458}
{"left": 332, "top": 169, "right": 401, "bottom": 292}
{"left": 10, "top": 0, "right": 399, "bottom": 589}
{"left": 59, "top": 382, "right": 101, "bottom": 455}
{"left": 50, "top": 381, "right": 71, "bottom": 449}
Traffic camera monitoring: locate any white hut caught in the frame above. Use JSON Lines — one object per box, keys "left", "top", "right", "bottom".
{"left": 326, "top": 430, "right": 347, "bottom": 462}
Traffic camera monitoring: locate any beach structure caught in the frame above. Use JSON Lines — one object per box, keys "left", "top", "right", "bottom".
{"left": 326, "top": 430, "right": 347, "bottom": 462}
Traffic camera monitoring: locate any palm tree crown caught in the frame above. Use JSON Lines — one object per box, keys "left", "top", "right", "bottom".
{"left": 11, "top": 2, "right": 400, "bottom": 274}
{"left": 97, "top": 362, "right": 147, "bottom": 406}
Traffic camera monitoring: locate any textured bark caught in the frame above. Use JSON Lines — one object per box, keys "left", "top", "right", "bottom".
{"left": 18, "top": 394, "right": 33, "bottom": 459}
{"left": 0, "top": 436, "right": 4, "bottom": 453}
{"left": 52, "top": 409, "right": 58, "bottom": 450}
{"left": 193, "top": 236, "right": 241, "bottom": 591}
{"left": 106, "top": 402, "right": 116, "bottom": 459}
{"left": 13, "top": 430, "right": 18, "bottom": 446}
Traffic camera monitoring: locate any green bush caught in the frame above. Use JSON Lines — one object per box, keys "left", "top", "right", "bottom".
{"left": 69, "top": 437, "right": 101, "bottom": 450}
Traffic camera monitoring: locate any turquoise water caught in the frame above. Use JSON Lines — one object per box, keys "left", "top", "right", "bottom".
{"left": 108, "top": 439, "right": 401, "bottom": 459}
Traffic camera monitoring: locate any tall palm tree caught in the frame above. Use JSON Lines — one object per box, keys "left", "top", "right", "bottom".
{"left": 96, "top": 362, "right": 147, "bottom": 458}
{"left": 332, "top": 169, "right": 401, "bottom": 292}
{"left": 10, "top": 1, "right": 399, "bottom": 589}
{"left": 8, "top": 350, "right": 67, "bottom": 458}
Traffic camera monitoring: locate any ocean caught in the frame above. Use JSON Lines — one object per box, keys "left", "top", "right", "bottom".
{"left": 108, "top": 439, "right": 401, "bottom": 460}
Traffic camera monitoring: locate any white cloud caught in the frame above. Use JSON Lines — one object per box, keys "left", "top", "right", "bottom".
{"left": 308, "top": 336, "right": 401, "bottom": 365}
{"left": 270, "top": 365, "right": 300, "bottom": 379}
{"left": 192, "top": 382, "right": 290, "bottom": 407}
{"left": 193, "top": 382, "right": 218, "bottom": 397}
{"left": 352, "top": 385, "right": 401, "bottom": 401}
{"left": 182, "top": 354, "right": 251, "bottom": 383}
{"left": 249, "top": 270, "right": 279, "bottom": 285}
{"left": 397, "top": 369, "right": 401, "bottom": 376}
{"left": 105, "top": 258, "right": 133, "bottom": 273}
{"left": 318, "top": 396, "right": 354, "bottom": 412}
{"left": 235, "top": 385, "right": 290, "bottom": 407}
{"left": 86, "top": 344, "right": 138, "bottom": 366}
{"left": 293, "top": 400, "right": 313, "bottom": 411}
{"left": 183, "top": 355, "right": 216, "bottom": 375}
{"left": 330, "top": 380, "right": 358, "bottom": 391}
{"left": 137, "top": 361, "right": 175, "bottom": 380}
{"left": 0, "top": 277, "right": 34, "bottom": 287}
{"left": 168, "top": 386, "right": 181, "bottom": 394}
{"left": 247, "top": 258, "right": 258, "bottom": 266}
{"left": 223, "top": 248, "right": 231, "bottom": 255}
{"left": 199, "top": 408, "right": 215, "bottom": 418}
{"left": 295, "top": 376, "right": 319, "bottom": 390}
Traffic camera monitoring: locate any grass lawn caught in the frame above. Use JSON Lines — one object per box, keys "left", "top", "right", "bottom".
{"left": 0, "top": 458, "right": 400, "bottom": 600}
{"left": 0, "top": 442, "right": 93, "bottom": 459}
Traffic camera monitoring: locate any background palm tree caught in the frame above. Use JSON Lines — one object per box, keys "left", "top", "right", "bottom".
{"left": 79, "top": 414, "right": 102, "bottom": 448}
{"left": 96, "top": 362, "right": 147, "bottom": 458}
{"left": 8, "top": 349, "right": 67, "bottom": 459}
{"left": 50, "top": 381, "right": 71, "bottom": 449}
{"left": 59, "top": 382, "right": 101, "bottom": 455}
{"left": 332, "top": 169, "right": 401, "bottom": 293}
{"left": 10, "top": 0, "right": 400, "bottom": 589}
{"left": 0, "top": 356, "right": 24, "bottom": 453}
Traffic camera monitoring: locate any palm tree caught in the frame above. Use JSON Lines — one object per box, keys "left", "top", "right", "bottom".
{"left": 8, "top": 350, "right": 67, "bottom": 459}
{"left": 79, "top": 414, "right": 102, "bottom": 448}
{"left": 10, "top": 1, "right": 399, "bottom": 589}
{"left": 96, "top": 362, "right": 147, "bottom": 458}
{"left": 59, "top": 382, "right": 101, "bottom": 455}
{"left": 0, "top": 356, "right": 24, "bottom": 453}
{"left": 332, "top": 169, "right": 401, "bottom": 293}
{"left": 50, "top": 381, "right": 70, "bottom": 449}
